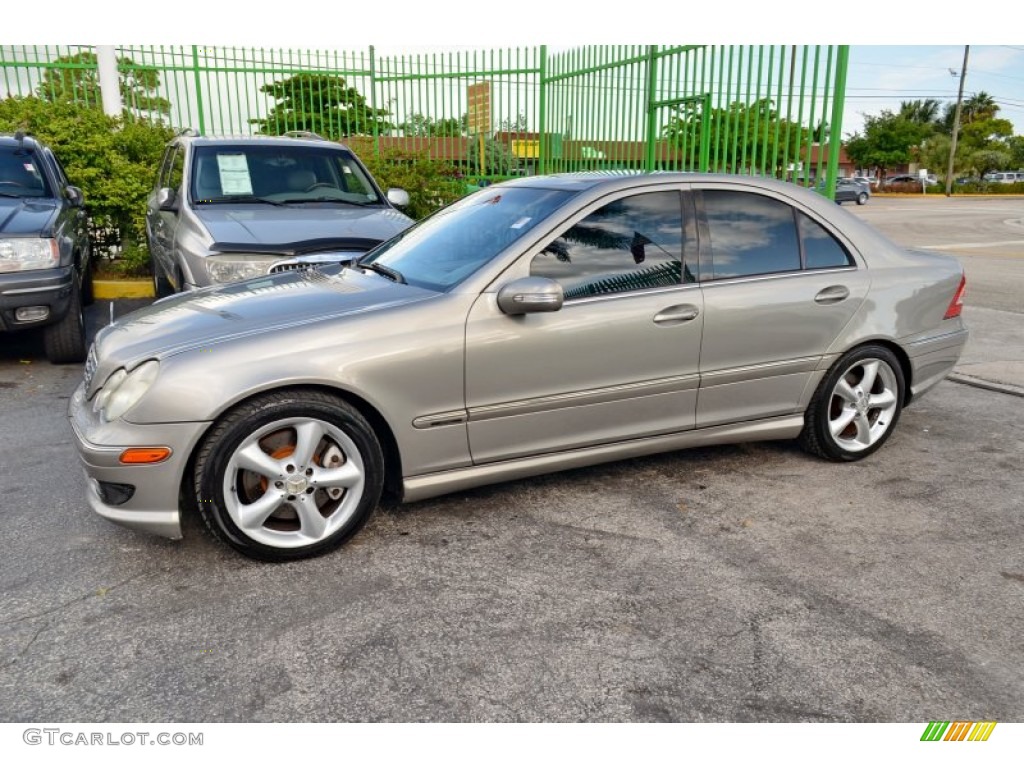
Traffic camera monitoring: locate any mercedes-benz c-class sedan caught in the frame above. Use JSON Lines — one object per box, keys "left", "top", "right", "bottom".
{"left": 70, "top": 173, "right": 969, "bottom": 560}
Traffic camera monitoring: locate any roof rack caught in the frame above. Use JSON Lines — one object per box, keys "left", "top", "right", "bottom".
{"left": 176, "top": 128, "right": 201, "bottom": 137}
{"left": 282, "top": 130, "right": 327, "bottom": 141}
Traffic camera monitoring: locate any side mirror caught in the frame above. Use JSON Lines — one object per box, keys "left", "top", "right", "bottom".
{"left": 65, "top": 185, "right": 85, "bottom": 207}
{"left": 497, "top": 276, "right": 564, "bottom": 315}
{"left": 386, "top": 188, "right": 410, "bottom": 207}
{"left": 157, "top": 187, "right": 178, "bottom": 212}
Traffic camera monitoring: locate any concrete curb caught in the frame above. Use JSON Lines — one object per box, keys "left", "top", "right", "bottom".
{"left": 92, "top": 279, "right": 155, "bottom": 300}
{"left": 948, "top": 373, "right": 1024, "bottom": 398}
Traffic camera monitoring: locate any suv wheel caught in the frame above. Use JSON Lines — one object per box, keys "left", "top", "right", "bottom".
{"left": 43, "top": 281, "right": 87, "bottom": 364}
{"left": 151, "top": 255, "right": 173, "bottom": 298}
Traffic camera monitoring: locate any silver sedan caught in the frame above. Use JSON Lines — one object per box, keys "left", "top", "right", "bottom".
{"left": 69, "top": 173, "right": 969, "bottom": 560}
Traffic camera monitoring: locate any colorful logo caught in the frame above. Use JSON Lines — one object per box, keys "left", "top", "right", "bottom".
{"left": 921, "top": 721, "right": 997, "bottom": 741}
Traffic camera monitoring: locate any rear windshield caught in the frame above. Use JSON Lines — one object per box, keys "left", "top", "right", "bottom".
{"left": 0, "top": 148, "right": 52, "bottom": 198}
{"left": 190, "top": 143, "right": 383, "bottom": 206}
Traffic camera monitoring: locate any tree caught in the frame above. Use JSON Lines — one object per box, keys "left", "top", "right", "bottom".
{"left": 899, "top": 99, "right": 942, "bottom": 129}
{"left": 661, "top": 98, "right": 807, "bottom": 175}
{"left": 398, "top": 112, "right": 465, "bottom": 137}
{"left": 35, "top": 51, "right": 171, "bottom": 116}
{"left": 969, "top": 149, "right": 1012, "bottom": 179}
{"left": 250, "top": 74, "right": 392, "bottom": 139}
{"left": 844, "top": 110, "right": 931, "bottom": 179}
{"left": 962, "top": 91, "right": 999, "bottom": 123}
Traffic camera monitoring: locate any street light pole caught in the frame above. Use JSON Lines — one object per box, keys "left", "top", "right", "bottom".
{"left": 945, "top": 45, "right": 969, "bottom": 197}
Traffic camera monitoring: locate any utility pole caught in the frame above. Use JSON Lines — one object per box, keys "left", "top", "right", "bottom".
{"left": 945, "top": 46, "right": 969, "bottom": 197}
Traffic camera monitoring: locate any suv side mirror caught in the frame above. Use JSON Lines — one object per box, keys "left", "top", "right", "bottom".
{"left": 65, "top": 185, "right": 84, "bottom": 208}
{"left": 497, "top": 276, "right": 564, "bottom": 315}
{"left": 386, "top": 188, "right": 410, "bottom": 207}
{"left": 157, "top": 187, "right": 179, "bottom": 212}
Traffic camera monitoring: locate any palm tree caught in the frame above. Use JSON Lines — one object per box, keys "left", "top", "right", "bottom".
{"left": 962, "top": 91, "right": 999, "bottom": 124}
{"left": 899, "top": 99, "right": 941, "bottom": 126}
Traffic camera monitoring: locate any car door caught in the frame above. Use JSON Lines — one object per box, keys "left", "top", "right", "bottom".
{"left": 147, "top": 144, "right": 183, "bottom": 286}
{"left": 464, "top": 188, "right": 703, "bottom": 464}
{"left": 693, "top": 186, "right": 870, "bottom": 428}
{"left": 44, "top": 149, "right": 89, "bottom": 270}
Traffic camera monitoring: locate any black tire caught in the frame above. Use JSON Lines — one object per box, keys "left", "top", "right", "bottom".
{"left": 194, "top": 389, "right": 384, "bottom": 561}
{"left": 856, "top": 192, "right": 868, "bottom": 205}
{"left": 799, "top": 345, "right": 905, "bottom": 462}
{"left": 43, "top": 281, "right": 87, "bottom": 364}
{"left": 80, "top": 257, "right": 95, "bottom": 307}
{"left": 151, "top": 254, "right": 174, "bottom": 298}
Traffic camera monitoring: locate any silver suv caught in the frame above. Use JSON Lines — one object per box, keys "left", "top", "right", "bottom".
{"left": 145, "top": 131, "right": 413, "bottom": 294}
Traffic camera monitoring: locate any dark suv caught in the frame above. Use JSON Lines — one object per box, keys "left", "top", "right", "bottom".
{"left": 1, "top": 132, "right": 92, "bottom": 363}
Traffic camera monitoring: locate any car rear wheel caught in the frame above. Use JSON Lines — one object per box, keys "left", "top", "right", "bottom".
{"left": 42, "top": 281, "right": 87, "bottom": 364}
{"left": 194, "top": 389, "right": 384, "bottom": 560}
{"left": 856, "top": 192, "right": 868, "bottom": 205}
{"left": 799, "top": 345, "right": 904, "bottom": 461}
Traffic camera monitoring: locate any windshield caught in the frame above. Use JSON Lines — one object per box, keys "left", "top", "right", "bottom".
{"left": 0, "top": 148, "right": 52, "bottom": 198}
{"left": 190, "top": 144, "right": 383, "bottom": 206}
{"left": 361, "top": 187, "right": 574, "bottom": 291}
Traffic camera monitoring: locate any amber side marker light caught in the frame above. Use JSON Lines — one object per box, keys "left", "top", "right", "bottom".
{"left": 119, "top": 447, "right": 173, "bottom": 465}
{"left": 944, "top": 274, "right": 967, "bottom": 319}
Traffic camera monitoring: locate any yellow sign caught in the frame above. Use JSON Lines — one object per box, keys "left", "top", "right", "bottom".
{"left": 467, "top": 82, "right": 491, "bottom": 135}
{"left": 512, "top": 140, "right": 539, "bottom": 159}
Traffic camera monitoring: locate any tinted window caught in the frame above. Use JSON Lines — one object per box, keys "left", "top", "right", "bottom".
{"left": 531, "top": 191, "right": 689, "bottom": 299}
{"left": 798, "top": 212, "right": 853, "bottom": 269}
{"left": 0, "top": 148, "right": 51, "bottom": 197}
{"left": 703, "top": 190, "right": 800, "bottom": 279}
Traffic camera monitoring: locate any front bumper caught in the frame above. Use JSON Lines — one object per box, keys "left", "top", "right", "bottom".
{"left": 68, "top": 382, "right": 211, "bottom": 540}
{"left": 0, "top": 266, "right": 74, "bottom": 331}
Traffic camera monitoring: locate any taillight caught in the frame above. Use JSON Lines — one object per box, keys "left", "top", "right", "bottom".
{"left": 944, "top": 274, "right": 966, "bottom": 319}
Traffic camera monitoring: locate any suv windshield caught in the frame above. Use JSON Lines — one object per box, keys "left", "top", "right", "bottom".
{"left": 361, "top": 187, "right": 574, "bottom": 291}
{"left": 190, "top": 143, "right": 383, "bottom": 206}
{"left": 0, "top": 148, "right": 52, "bottom": 198}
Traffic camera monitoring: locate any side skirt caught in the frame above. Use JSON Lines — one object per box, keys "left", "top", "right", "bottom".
{"left": 401, "top": 414, "right": 805, "bottom": 503}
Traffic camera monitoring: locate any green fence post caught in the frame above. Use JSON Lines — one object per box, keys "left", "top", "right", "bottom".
{"left": 369, "top": 45, "right": 379, "bottom": 158}
{"left": 191, "top": 45, "right": 205, "bottom": 134}
{"left": 824, "top": 46, "right": 849, "bottom": 199}
{"left": 538, "top": 45, "right": 548, "bottom": 175}
{"left": 644, "top": 45, "right": 659, "bottom": 173}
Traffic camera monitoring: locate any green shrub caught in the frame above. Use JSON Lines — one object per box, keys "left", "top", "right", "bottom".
{"left": 358, "top": 146, "right": 467, "bottom": 220}
{"left": 0, "top": 97, "right": 173, "bottom": 275}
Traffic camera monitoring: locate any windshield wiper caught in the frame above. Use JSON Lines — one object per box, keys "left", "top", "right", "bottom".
{"left": 276, "top": 197, "right": 374, "bottom": 206}
{"left": 361, "top": 262, "right": 406, "bottom": 284}
{"left": 197, "top": 196, "right": 285, "bottom": 206}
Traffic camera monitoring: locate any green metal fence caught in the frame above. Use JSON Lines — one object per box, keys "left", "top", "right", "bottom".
{"left": 0, "top": 44, "right": 848, "bottom": 192}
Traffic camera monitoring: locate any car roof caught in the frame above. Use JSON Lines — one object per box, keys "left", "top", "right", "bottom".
{"left": 175, "top": 133, "right": 353, "bottom": 152}
{"left": 0, "top": 133, "right": 46, "bottom": 150}
{"left": 496, "top": 170, "right": 832, "bottom": 197}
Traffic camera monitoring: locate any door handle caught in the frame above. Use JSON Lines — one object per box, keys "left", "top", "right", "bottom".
{"left": 653, "top": 304, "right": 700, "bottom": 325}
{"left": 814, "top": 285, "right": 849, "bottom": 304}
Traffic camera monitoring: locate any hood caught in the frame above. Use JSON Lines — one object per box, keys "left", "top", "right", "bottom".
{"left": 0, "top": 197, "right": 58, "bottom": 236}
{"left": 195, "top": 205, "right": 413, "bottom": 251}
{"left": 87, "top": 266, "right": 433, "bottom": 396}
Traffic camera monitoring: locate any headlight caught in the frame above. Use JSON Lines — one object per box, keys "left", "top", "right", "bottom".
{"left": 92, "top": 361, "right": 160, "bottom": 422}
{"left": 205, "top": 255, "right": 277, "bottom": 283}
{"left": 0, "top": 238, "right": 59, "bottom": 273}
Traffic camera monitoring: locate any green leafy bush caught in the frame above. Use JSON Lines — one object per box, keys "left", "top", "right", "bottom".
{"left": 357, "top": 145, "right": 467, "bottom": 220}
{"left": 0, "top": 97, "right": 173, "bottom": 275}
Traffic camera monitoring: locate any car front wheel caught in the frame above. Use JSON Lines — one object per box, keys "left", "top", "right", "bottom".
{"left": 43, "top": 281, "right": 87, "bottom": 363}
{"left": 856, "top": 192, "right": 868, "bottom": 205}
{"left": 194, "top": 390, "right": 384, "bottom": 560}
{"left": 799, "top": 345, "right": 904, "bottom": 461}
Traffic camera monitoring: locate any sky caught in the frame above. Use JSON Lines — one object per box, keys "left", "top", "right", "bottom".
{"left": 25, "top": 1, "right": 1024, "bottom": 141}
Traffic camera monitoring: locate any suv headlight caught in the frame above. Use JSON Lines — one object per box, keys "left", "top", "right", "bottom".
{"left": 206, "top": 255, "right": 277, "bottom": 283}
{"left": 0, "top": 238, "right": 59, "bottom": 273}
{"left": 92, "top": 361, "right": 160, "bottom": 421}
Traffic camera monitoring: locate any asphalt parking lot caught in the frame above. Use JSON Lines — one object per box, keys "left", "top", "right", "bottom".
{"left": 1, "top": 196, "right": 1022, "bottom": 722}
